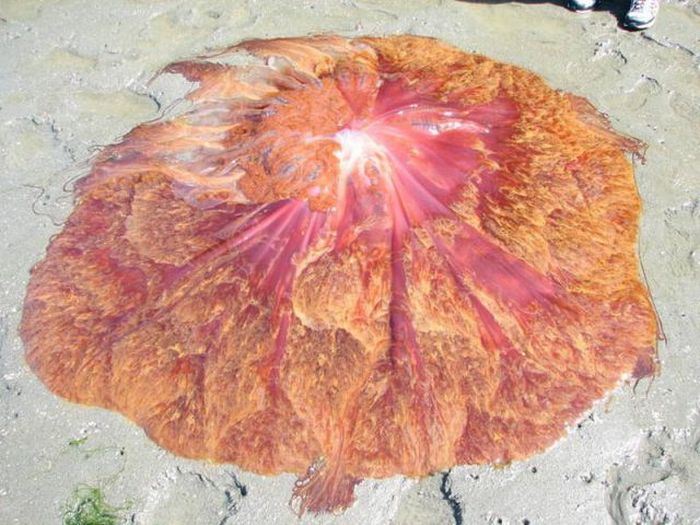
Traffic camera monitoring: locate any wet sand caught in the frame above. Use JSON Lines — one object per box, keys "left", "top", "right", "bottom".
{"left": 0, "top": 1, "right": 698, "bottom": 523}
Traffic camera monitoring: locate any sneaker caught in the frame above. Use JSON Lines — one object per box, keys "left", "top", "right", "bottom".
{"left": 567, "top": 0, "right": 597, "bottom": 12}
{"left": 624, "top": 0, "right": 660, "bottom": 29}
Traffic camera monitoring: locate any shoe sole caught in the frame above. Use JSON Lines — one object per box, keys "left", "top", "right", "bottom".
{"left": 567, "top": 1, "right": 596, "bottom": 11}
{"left": 623, "top": 19, "right": 656, "bottom": 30}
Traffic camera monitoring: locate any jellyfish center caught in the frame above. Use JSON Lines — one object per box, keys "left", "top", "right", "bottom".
{"left": 323, "top": 83, "right": 507, "bottom": 236}
{"left": 334, "top": 127, "right": 393, "bottom": 191}
{"left": 238, "top": 73, "right": 515, "bottom": 231}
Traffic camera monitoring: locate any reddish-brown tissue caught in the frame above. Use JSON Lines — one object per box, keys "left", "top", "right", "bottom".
{"left": 21, "top": 36, "right": 658, "bottom": 513}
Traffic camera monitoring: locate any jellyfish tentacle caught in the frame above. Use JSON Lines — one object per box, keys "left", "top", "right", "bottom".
{"left": 290, "top": 456, "right": 360, "bottom": 516}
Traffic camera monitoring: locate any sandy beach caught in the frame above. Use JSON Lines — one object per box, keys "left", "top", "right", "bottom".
{"left": 0, "top": 1, "right": 698, "bottom": 523}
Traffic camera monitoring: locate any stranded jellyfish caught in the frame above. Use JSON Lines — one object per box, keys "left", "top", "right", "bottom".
{"left": 21, "top": 35, "right": 657, "bottom": 513}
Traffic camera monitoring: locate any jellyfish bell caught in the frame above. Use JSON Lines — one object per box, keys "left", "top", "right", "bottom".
{"left": 20, "top": 35, "right": 658, "bottom": 514}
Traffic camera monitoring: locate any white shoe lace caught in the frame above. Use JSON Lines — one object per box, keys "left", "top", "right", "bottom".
{"left": 629, "top": 0, "right": 658, "bottom": 12}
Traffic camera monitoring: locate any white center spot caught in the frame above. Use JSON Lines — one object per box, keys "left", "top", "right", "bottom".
{"left": 334, "top": 128, "right": 392, "bottom": 188}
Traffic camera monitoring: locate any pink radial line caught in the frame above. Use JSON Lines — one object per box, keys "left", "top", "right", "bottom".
{"left": 386, "top": 225, "right": 446, "bottom": 447}
{"left": 371, "top": 125, "right": 480, "bottom": 196}
{"left": 379, "top": 155, "right": 428, "bottom": 379}
{"left": 425, "top": 226, "right": 522, "bottom": 363}
{"left": 387, "top": 229, "right": 425, "bottom": 378}
{"left": 156, "top": 200, "right": 312, "bottom": 324}
{"left": 385, "top": 154, "right": 453, "bottom": 223}
{"left": 260, "top": 216, "right": 327, "bottom": 394}
{"left": 247, "top": 206, "right": 325, "bottom": 395}
{"left": 425, "top": 223, "right": 580, "bottom": 376}
{"left": 252, "top": 235, "right": 297, "bottom": 297}
{"left": 256, "top": 207, "right": 325, "bottom": 299}
{"left": 440, "top": 220, "right": 572, "bottom": 320}
{"left": 298, "top": 211, "right": 326, "bottom": 255}
{"left": 246, "top": 200, "right": 307, "bottom": 270}
{"left": 452, "top": 223, "right": 582, "bottom": 373}
{"left": 232, "top": 200, "right": 306, "bottom": 250}
{"left": 263, "top": 308, "right": 292, "bottom": 397}
{"left": 331, "top": 177, "right": 360, "bottom": 250}
{"left": 214, "top": 202, "right": 270, "bottom": 240}
{"left": 371, "top": 105, "right": 466, "bottom": 129}
{"left": 175, "top": 200, "right": 302, "bottom": 282}
{"left": 468, "top": 289, "right": 523, "bottom": 367}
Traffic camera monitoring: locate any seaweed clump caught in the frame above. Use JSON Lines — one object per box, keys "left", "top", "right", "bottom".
{"left": 62, "top": 486, "right": 128, "bottom": 525}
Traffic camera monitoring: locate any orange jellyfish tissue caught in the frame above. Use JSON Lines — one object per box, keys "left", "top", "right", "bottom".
{"left": 21, "top": 36, "right": 658, "bottom": 514}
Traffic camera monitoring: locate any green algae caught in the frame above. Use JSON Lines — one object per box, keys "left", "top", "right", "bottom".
{"left": 68, "top": 436, "right": 88, "bottom": 447}
{"left": 62, "top": 486, "right": 129, "bottom": 525}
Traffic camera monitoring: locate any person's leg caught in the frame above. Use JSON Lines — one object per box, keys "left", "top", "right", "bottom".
{"left": 624, "top": 0, "right": 660, "bottom": 29}
{"left": 567, "top": 0, "right": 597, "bottom": 12}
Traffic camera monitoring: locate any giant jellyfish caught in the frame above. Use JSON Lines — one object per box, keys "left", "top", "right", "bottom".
{"left": 21, "top": 35, "right": 658, "bottom": 513}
